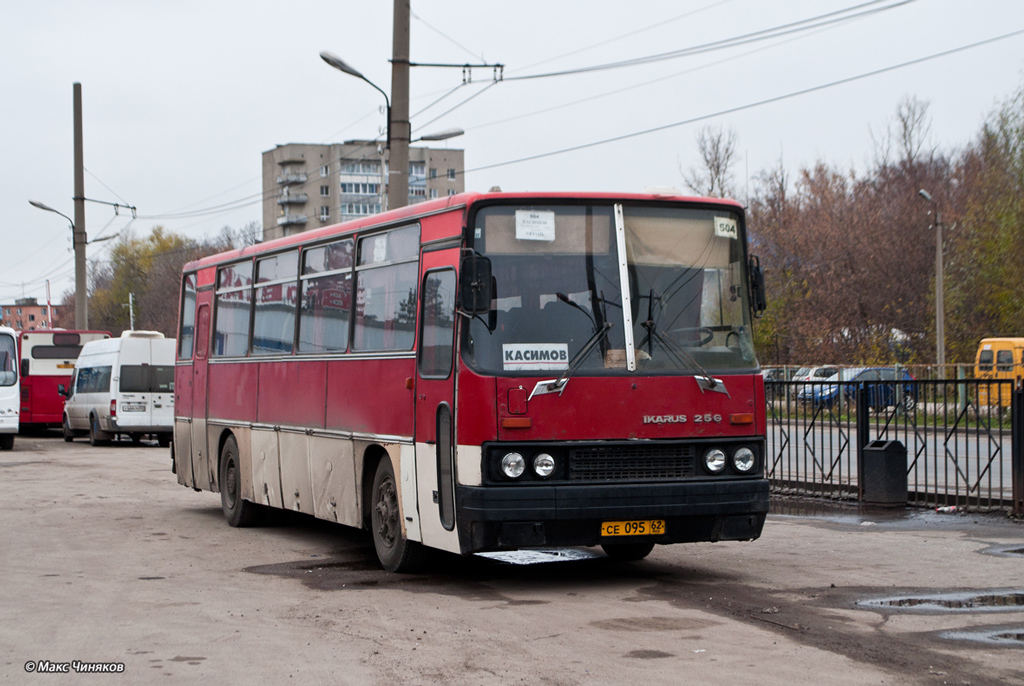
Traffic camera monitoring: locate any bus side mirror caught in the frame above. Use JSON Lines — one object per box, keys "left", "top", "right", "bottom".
{"left": 58, "top": 384, "right": 67, "bottom": 398}
{"left": 749, "top": 255, "right": 767, "bottom": 318}
{"left": 459, "top": 253, "right": 493, "bottom": 316}
{"left": 20, "top": 359, "right": 29, "bottom": 377}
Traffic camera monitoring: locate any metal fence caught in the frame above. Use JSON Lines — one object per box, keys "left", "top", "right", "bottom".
{"left": 766, "top": 379, "right": 1024, "bottom": 514}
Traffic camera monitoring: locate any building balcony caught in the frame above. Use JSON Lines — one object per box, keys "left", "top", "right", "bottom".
{"left": 276, "top": 173, "right": 308, "bottom": 185}
{"left": 277, "top": 193, "right": 308, "bottom": 206}
{"left": 276, "top": 214, "right": 308, "bottom": 227}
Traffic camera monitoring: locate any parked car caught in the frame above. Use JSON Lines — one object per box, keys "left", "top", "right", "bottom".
{"left": 845, "top": 367, "right": 918, "bottom": 412}
{"left": 798, "top": 367, "right": 917, "bottom": 412}
{"left": 798, "top": 367, "right": 860, "bottom": 408}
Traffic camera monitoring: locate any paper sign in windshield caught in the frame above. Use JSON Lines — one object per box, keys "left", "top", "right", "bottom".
{"left": 515, "top": 210, "right": 556, "bottom": 241}
{"left": 502, "top": 343, "right": 569, "bottom": 371}
{"left": 714, "top": 216, "right": 738, "bottom": 240}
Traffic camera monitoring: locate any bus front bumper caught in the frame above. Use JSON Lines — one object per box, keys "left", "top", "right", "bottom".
{"left": 455, "top": 479, "right": 769, "bottom": 554}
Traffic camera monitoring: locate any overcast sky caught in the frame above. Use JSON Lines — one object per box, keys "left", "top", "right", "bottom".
{"left": 3, "top": 0, "right": 1023, "bottom": 305}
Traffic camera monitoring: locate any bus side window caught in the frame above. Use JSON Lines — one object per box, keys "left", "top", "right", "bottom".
{"left": 996, "top": 350, "right": 1013, "bottom": 372}
{"left": 978, "top": 350, "right": 993, "bottom": 372}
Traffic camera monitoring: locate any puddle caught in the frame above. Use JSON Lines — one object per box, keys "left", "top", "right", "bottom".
{"left": 940, "top": 628, "right": 1024, "bottom": 646}
{"left": 859, "top": 590, "right": 1024, "bottom": 612}
{"left": 980, "top": 544, "right": 1024, "bottom": 559}
{"left": 475, "top": 548, "right": 601, "bottom": 565}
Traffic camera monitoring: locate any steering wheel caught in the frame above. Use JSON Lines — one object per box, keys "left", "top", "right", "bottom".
{"left": 667, "top": 326, "right": 715, "bottom": 346}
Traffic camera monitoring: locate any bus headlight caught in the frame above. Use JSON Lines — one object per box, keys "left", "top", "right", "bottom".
{"left": 501, "top": 452, "right": 526, "bottom": 479}
{"left": 732, "top": 447, "right": 756, "bottom": 473}
{"left": 533, "top": 453, "right": 555, "bottom": 478}
{"left": 704, "top": 448, "right": 727, "bottom": 473}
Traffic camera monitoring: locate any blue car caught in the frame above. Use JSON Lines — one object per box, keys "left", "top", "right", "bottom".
{"left": 797, "top": 368, "right": 860, "bottom": 408}
{"left": 798, "top": 367, "right": 918, "bottom": 412}
{"left": 844, "top": 367, "right": 918, "bottom": 412}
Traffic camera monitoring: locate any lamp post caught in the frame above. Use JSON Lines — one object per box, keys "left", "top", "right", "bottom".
{"left": 29, "top": 199, "right": 87, "bottom": 329}
{"left": 321, "top": 44, "right": 410, "bottom": 212}
{"left": 918, "top": 189, "right": 945, "bottom": 370}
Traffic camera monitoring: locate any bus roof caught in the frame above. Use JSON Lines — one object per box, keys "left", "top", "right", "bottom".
{"left": 184, "top": 190, "right": 746, "bottom": 273}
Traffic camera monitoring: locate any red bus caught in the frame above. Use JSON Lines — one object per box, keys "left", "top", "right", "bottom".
{"left": 18, "top": 329, "right": 111, "bottom": 430}
{"left": 173, "top": 191, "right": 770, "bottom": 571}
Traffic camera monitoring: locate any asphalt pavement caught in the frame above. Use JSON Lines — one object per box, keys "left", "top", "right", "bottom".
{"left": 2, "top": 433, "right": 1023, "bottom": 685}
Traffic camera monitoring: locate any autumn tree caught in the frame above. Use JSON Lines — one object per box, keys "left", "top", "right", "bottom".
{"left": 87, "top": 225, "right": 250, "bottom": 337}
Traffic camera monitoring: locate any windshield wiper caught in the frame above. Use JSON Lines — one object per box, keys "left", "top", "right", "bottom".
{"left": 639, "top": 319, "right": 729, "bottom": 397}
{"left": 528, "top": 322, "right": 613, "bottom": 400}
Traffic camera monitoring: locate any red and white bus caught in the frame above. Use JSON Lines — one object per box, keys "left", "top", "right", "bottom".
{"left": 173, "top": 191, "right": 770, "bottom": 571}
{"left": 18, "top": 329, "right": 111, "bottom": 430}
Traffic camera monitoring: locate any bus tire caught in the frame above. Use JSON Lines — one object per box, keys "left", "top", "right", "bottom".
{"left": 371, "top": 458, "right": 426, "bottom": 573}
{"left": 89, "top": 415, "right": 111, "bottom": 447}
{"left": 219, "top": 436, "right": 262, "bottom": 528}
{"left": 62, "top": 416, "right": 74, "bottom": 443}
{"left": 158, "top": 434, "right": 171, "bottom": 448}
{"left": 0, "top": 434, "right": 13, "bottom": 451}
{"left": 601, "top": 541, "right": 655, "bottom": 561}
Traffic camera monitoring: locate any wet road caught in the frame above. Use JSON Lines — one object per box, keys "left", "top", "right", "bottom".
{"left": 2, "top": 434, "right": 1023, "bottom": 685}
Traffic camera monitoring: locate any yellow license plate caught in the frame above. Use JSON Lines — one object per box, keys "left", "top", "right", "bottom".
{"left": 601, "top": 520, "right": 665, "bottom": 537}
{"left": 57, "top": 363, "right": 75, "bottom": 369}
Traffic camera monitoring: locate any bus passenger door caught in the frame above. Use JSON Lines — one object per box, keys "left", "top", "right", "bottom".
{"left": 414, "top": 247, "right": 460, "bottom": 553}
{"left": 190, "top": 301, "right": 213, "bottom": 490}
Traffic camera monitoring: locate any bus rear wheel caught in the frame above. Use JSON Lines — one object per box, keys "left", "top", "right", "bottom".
{"left": 219, "top": 436, "right": 262, "bottom": 527}
{"left": 0, "top": 434, "right": 13, "bottom": 451}
{"left": 370, "top": 458, "right": 426, "bottom": 573}
{"left": 601, "top": 541, "right": 656, "bottom": 561}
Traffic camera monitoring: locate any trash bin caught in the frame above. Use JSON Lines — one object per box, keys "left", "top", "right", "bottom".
{"left": 862, "top": 439, "right": 907, "bottom": 506}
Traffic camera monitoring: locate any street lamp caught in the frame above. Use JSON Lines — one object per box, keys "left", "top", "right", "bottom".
{"left": 413, "top": 128, "right": 464, "bottom": 143}
{"left": 918, "top": 189, "right": 945, "bottom": 371}
{"left": 321, "top": 50, "right": 411, "bottom": 213}
{"left": 319, "top": 51, "right": 392, "bottom": 146}
{"left": 29, "top": 199, "right": 88, "bottom": 329}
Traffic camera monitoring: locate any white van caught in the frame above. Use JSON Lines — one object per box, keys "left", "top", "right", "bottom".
{"left": 61, "top": 331, "right": 176, "bottom": 446}
{"left": 0, "top": 326, "right": 18, "bottom": 450}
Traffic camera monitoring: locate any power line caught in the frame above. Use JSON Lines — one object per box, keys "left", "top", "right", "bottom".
{"left": 510, "top": 0, "right": 735, "bottom": 74}
{"left": 505, "top": 0, "right": 911, "bottom": 81}
{"left": 411, "top": 9, "right": 485, "bottom": 63}
{"left": 460, "top": 28, "right": 1024, "bottom": 175}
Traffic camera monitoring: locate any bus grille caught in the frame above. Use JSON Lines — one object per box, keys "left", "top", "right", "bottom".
{"left": 568, "top": 444, "right": 697, "bottom": 481}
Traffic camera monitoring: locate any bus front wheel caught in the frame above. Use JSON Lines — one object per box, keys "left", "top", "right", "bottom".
{"left": 370, "top": 458, "right": 426, "bottom": 573}
{"left": 601, "top": 541, "right": 655, "bottom": 561}
{"left": 219, "top": 436, "right": 262, "bottom": 527}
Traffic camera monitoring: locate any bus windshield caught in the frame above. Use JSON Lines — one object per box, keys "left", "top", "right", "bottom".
{"left": 465, "top": 203, "right": 758, "bottom": 376}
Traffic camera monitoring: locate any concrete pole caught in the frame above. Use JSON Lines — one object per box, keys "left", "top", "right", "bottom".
{"left": 935, "top": 209, "right": 945, "bottom": 371}
{"left": 73, "top": 83, "right": 88, "bottom": 329}
{"left": 388, "top": 0, "right": 410, "bottom": 210}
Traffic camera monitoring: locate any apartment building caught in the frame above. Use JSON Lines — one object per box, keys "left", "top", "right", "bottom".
{"left": 0, "top": 297, "right": 62, "bottom": 331}
{"left": 261, "top": 141, "right": 465, "bottom": 242}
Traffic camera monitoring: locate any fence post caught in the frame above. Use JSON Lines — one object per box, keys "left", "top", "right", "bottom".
{"left": 856, "top": 382, "right": 869, "bottom": 501}
{"left": 1013, "top": 385, "right": 1023, "bottom": 516}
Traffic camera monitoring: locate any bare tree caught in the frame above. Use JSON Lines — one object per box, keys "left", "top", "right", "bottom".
{"left": 681, "top": 125, "right": 738, "bottom": 198}
{"left": 871, "top": 95, "right": 933, "bottom": 169}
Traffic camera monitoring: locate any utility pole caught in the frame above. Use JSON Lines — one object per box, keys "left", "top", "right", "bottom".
{"left": 73, "top": 83, "right": 88, "bottom": 329}
{"left": 388, "top": 0, "right": 411, "bottom": 210}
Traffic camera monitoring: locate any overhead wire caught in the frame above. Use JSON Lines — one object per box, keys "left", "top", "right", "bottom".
{"left": 510, "top": 0, "right": 736, "bottom": 74}
{"left": 458, "top": 27, "right": 1024, "bottom": 176}
{"left": 504, "top": 0, "right": 912, "bottom": 81}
